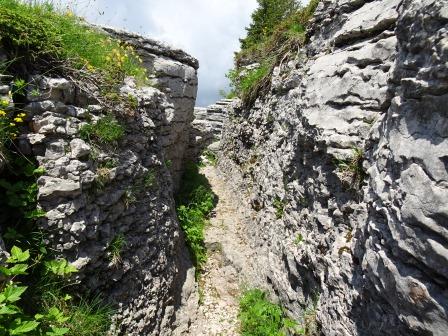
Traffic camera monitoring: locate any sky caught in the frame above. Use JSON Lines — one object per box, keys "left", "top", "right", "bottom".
{"left": 58, "top": 0, "right": 309, "bottom": 106}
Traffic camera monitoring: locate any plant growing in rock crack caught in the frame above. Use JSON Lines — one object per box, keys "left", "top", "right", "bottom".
{"left": 301, "top": 292, "right": 320, "bottom": 336}
{"left": 144, "top": 168, "right": 157, "bottom": 188}
{"left": 79, "top": 115, "right": 125, "bottom": 145}
{"left": 273, "top": 196, "right": 285, "bottom": 219}
{"left": 94, "top": 167, "right": 111, "bottom": 190}
{"left": 107, "top": 234, "right": 127, "bottom": 265}
{"left": 335, "top": 147, "right": 366, "bottom": 189}
{"left": 99, "top": 158, "right": 119, "bottom": 169}
{"left": 122, "top": 187, "right": 137, "bottom": 208}
{"left": 294, "top": 233, "right": 303, "bottom": 245}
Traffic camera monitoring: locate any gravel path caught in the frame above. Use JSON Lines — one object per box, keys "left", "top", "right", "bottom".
{"left": 186, "top": 165, "right": 254, "bottom": 336}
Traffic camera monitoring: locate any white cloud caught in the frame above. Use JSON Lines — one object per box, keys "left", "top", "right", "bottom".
{"left": 60, "top": 0, "right": 257, "bottom": 106}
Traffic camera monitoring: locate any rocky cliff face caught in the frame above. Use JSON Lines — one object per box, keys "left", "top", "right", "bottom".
{"left": 105, "top": 28, "right": 199, "bottom": 187}
{"left": 0, "top": 31, "right": 199, "bottom": 335}
{"left": 218, "top": 0, "right": 448, "bottom": 335}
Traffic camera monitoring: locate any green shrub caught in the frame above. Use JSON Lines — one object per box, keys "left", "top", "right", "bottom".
{"left": 176, "top": 162, "right": 216, "bottom": 275}
{"left": 238, "top": 289, "right": 300, "bottom": 336}
{"left": 80, "top": 115, "right": 125, "bottom": 145}
{"left": 201, "top": 149, "right": 218, "bottom": 166}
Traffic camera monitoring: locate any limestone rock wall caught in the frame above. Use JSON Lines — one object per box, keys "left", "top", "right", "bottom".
{"left": 0, "top": 31, "right": 199, "bottom": 335}
{"left": 105, "top": 27, "right": 199, "bottom": 187}
{"left": 187, "top": 99, "right": 233, "bottom": 159}
{"left": 218, "top": 0, "right": 448, "bottom": 335}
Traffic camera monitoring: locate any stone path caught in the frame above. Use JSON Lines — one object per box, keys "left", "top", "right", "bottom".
{"left": 186, "top": 165, "right": 253, "bottom": 336}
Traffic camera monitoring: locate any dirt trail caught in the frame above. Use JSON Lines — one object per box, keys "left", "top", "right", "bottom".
{"left": 186, "top": 165, "right": 253, "bottom": 336}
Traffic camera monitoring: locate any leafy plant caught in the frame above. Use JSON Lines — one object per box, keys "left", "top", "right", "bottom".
{"left": 12, "top": 78, "right": 26, "bottom": 95}
{"left": 0, "top": 246, "right": 80, "bottom": 336}
{"left": 294, "top": 234, "right": 303, "bottom": 245}
{"left": 201, "top": 149, "right": 217, "bottom": 166}
{"left": 273, "top": 196, "right": 285, "bottom": 219}
{"left": 44, "top": 259, "right": 78, "bottom": 277}
{"left": 238, "top": 288, "right": 301, "bottom": 336}
{"left": 0, "top": 160, "right": 46, "bottom": 219}
{"left": 107, "top": 234, "right": 126, "bottom": 265}
{"left": 79, "top": 115, "right": 125, "bottom": 145}
{"left": 176, "top": 162, "right": 216, "bottom": 276}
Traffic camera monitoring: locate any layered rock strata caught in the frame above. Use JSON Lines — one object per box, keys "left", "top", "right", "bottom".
{"left": 0, "top": 30, "right": 199, "bottom": 335}
{"left": 105, "top": 27, "right": 199, "bottom": 187}
{"left": 187, "top": 99, "right": 233, "bottom": 159}
{"left": 218, "top": 0, "right": 448, "bottom": 335}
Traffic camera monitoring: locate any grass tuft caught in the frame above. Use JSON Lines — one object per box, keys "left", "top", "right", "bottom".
{"left": 107, "top": 234, "right": 127, "bottom": 265}
{"left": 335, "top": 147, "right": 365, "bottom": 189}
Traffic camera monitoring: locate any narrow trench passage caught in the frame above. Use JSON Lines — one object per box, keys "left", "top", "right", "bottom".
{"left": 187, "top": 164, "right": 253, "bottom": 336}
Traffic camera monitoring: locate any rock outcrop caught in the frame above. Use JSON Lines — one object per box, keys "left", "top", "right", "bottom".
{"left": 187, "top": 99, "right": 233, "bottom": 159}
{"left": 0, "top": 30, "right": 199, "bottom": 335}
{"left": 105, "top": 27, "right": 199, "bottom": 187}
{"left": 217, "top": 0, "right": 448, "bottom": 335}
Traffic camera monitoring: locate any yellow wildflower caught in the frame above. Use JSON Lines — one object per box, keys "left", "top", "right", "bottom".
{"left": 18, "top": 113, "right": 26, "bottom": 118}
{"left": 10, "top": 123, "right": 15, "bottom": 126}
{"left": 0, "top": 110, "right": 6, "bottom": 117}
{"left": 14, "top": 117, "right": 23, "bottom": 123}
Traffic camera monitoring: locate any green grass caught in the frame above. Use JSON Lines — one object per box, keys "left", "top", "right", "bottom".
{"left": 0, "top": 0, "right": 148, "bottom": 85}
{"left": 107, "top": 234, "right": 127, "bottom": 265}
{"left": 176, "top": 162, "right": 216, "bottom": 275}
{"left": 41, "top": 289, "right": 113, "bottom": 336}
{"left": 335, "top": 147, "right": 365, "bottom": 189}
{"left": 79, "top": 115, "right": 125, "bottom": 145}
{"left": 144, "top": 168, "right": 156, "bottom": 188}
{"left": 238, "top": 289, "right": 301, "bottom": 336}
{"left": 228, "top": 0, "right": 321, "bottom": 106}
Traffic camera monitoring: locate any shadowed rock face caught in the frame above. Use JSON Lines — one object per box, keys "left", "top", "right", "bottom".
{"left": 217, "top": 0, "right": 448, "bottom": 335}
